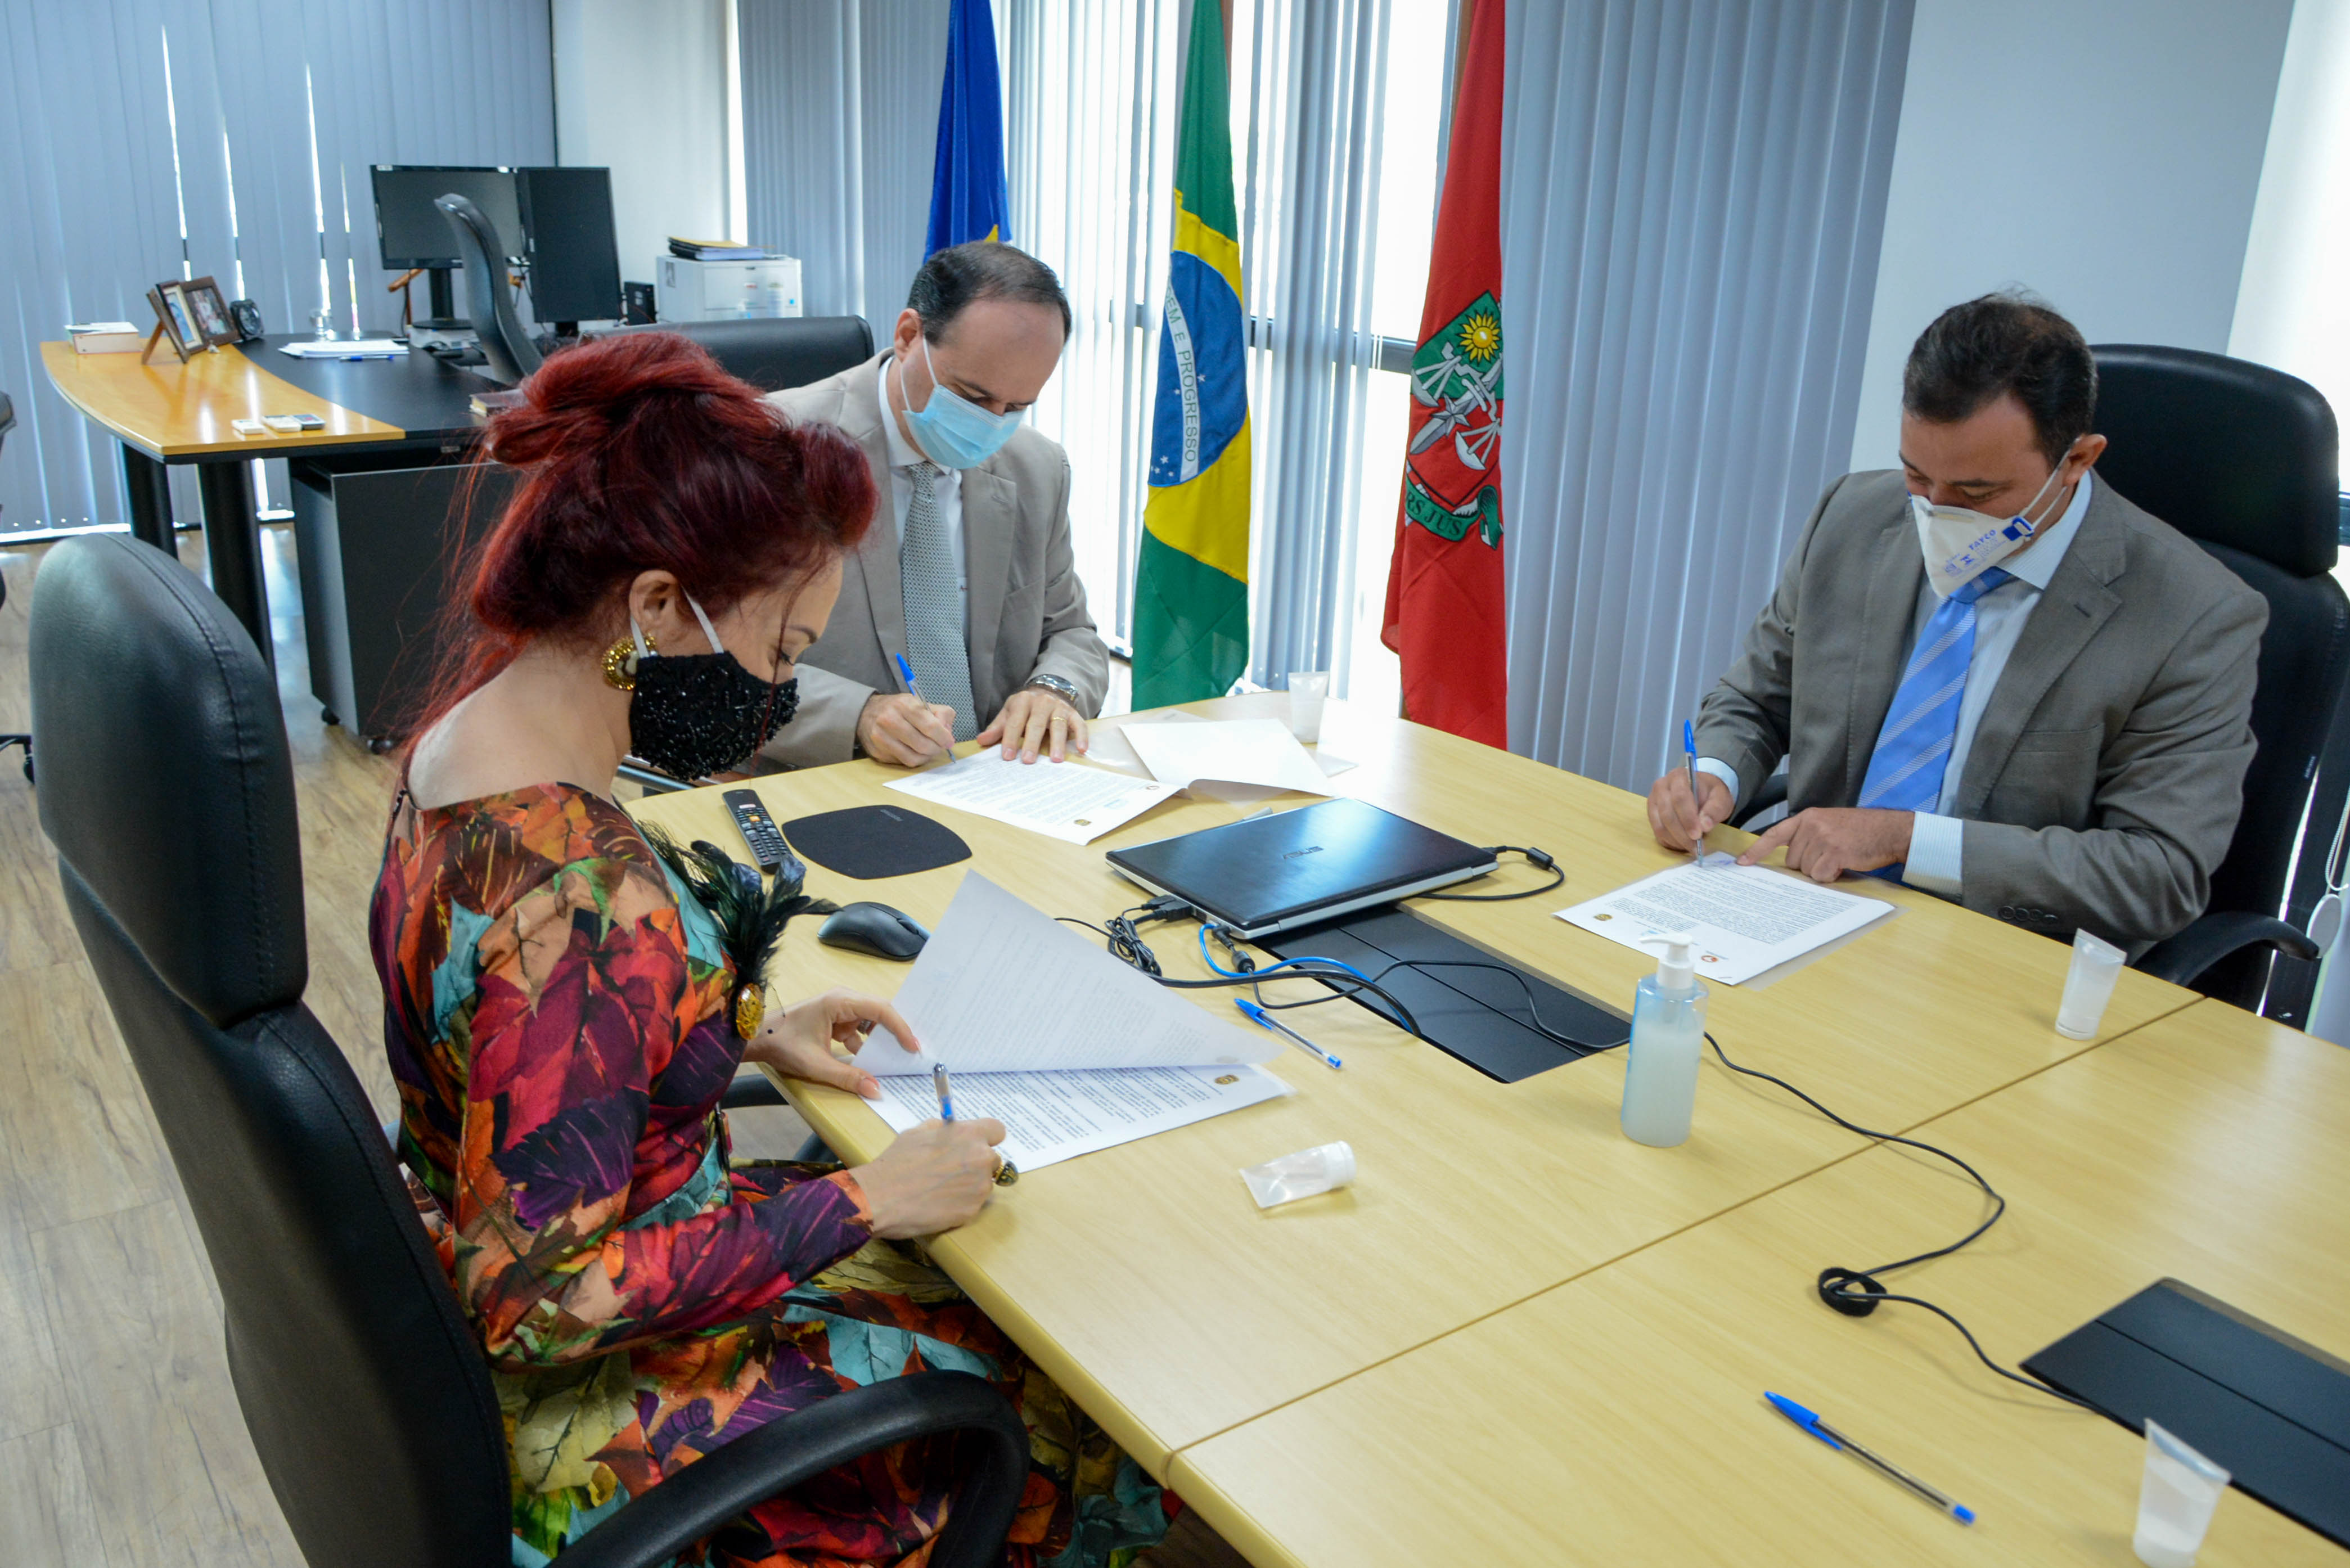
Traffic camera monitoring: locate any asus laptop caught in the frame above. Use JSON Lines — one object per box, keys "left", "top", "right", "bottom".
{"left": 1105, "top": 797, "right": 1496, "bottom": 939}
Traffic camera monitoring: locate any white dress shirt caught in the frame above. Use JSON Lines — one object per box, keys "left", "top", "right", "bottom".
{"left": 1699, "top": 471, "right": 2095, "bottom": 898}
{"left": 876, "top": 356, "right": 968, "bottom": 626}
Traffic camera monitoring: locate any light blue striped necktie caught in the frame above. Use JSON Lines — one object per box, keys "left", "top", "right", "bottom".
{"left": 1858, "top": 567, "right": 2013, "bottom": 813}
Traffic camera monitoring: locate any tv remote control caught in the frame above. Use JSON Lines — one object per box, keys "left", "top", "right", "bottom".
{"left": 722, "top": 788, "right": 791, "bottom": 874}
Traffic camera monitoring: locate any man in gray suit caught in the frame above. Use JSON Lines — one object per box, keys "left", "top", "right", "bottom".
{"left": 757, "top": 242, "right": 1109, "bottom": 770}
{"left": 1648, "top": 294, "right": 2266, "bottom": 952}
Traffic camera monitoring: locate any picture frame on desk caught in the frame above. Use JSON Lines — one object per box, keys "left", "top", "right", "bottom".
{"left": 182, "top": 276, "right": 238, "bottom": 348}
{"left": 142, "top": 283, "right": 196, "bottom": 364}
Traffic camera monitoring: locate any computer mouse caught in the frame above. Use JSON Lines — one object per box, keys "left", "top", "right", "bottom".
{"left": 817, "top": 902, "right": 930, "bottom": 960}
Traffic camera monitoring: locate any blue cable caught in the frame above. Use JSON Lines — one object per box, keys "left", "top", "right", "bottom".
{"left": 1195, "top": 925, "right": 1376, "bottom": 987}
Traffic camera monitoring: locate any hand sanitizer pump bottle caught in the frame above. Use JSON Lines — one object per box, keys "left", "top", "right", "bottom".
{"left": 1622, "top": 932, "right": 1706, "bottom": 1147}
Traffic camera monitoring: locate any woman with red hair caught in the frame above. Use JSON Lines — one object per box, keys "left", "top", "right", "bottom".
{"left": 368, "top": 332, "right": 1175, "bottom": 1566}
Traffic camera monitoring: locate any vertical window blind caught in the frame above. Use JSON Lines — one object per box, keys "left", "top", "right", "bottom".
{"left": 0, "top": 1, "right": 552, "bottom": 536}
{"left": 1499, "top": 0, "right": 1912, "bottom": 783}
{"left": 737, "top": 0, "right": 947, "bottom": 326}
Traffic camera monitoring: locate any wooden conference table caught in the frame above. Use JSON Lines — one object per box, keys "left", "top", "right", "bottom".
{"left": 631, "top": 693, "right": 2340, "bottom": 1563}
{"left": 39, "top": 336, "right": 489, "bottom": 663}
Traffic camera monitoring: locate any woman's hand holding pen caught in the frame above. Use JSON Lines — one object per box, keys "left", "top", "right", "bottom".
{"left": 858, "top": 1118, "right": 1007, "bottom": 1237}
{"left": 745, "top": 987, "right": 907, "bottom": 1100}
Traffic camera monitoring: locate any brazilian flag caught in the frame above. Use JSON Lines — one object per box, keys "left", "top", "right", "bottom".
{"left": 925, "top": 0, "right": 1009, "bottom": 254}
{"left": 1132, "top": 0, "right": 1251, "bottom": 708}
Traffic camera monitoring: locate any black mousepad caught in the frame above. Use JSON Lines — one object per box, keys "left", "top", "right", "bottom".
{"left": 781, "top": 804, "right": 971, "bottom": 880}
{"left": 2023, "top": 1278, "right": 2350, "bottom": 1548}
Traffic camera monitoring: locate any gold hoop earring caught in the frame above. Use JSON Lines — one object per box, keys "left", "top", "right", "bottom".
{"left": 601, "top": 628, "right": 654, "bottom": 691}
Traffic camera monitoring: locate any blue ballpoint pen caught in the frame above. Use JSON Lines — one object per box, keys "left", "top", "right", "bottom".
{"left": 892, "top": 651, "right": 924, "bottom": 701}
{"left": 934, "top": 1061, "right": 1020, "bottom": 1184}
{"left": 1682, "top": 719, "right": 1705, "bottom": 863}
{"left": 1235, "top": 997, "right": 1342, "bottom": 1069}
{"left": 1764, "top": 1393, "right": 1976, "bottom": 1525}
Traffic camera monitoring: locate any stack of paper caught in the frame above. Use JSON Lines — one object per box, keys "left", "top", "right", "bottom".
{"left": 1120, "top": 717, "right": 1332, "bottom": 795}
{"left": 857, "top": 874, "right": 1291, "bottom": 1170}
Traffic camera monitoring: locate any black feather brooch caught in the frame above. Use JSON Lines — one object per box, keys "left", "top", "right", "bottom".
{"left": 642, "top": 825, "right": 838, "bottom": 1039}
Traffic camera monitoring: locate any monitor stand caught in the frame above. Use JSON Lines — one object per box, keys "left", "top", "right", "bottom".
{"left": 425, "top": 267, "right": 458, "bottom": 328}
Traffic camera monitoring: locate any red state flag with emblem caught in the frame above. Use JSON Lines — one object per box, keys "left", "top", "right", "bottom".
{"left": 1381, "top": 0, "right": 1506, "bottom": 747}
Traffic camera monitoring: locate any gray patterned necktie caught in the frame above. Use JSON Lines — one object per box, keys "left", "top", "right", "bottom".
{"left": 899, "top": 459, "right": 978, "bottom": 741}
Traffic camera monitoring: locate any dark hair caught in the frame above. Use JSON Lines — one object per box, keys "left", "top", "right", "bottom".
{"left": 407, "top": 331, "right": 876, "bottom": 745}
{"left": 907, "top": 240, "right": 1073, "bottom": 341}
{"left": 1902, "top": 292, "right": 2096, "bottom": 466}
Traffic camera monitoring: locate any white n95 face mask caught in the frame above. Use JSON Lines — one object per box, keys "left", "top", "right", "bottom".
{"left": 1910, "top": 459, "right": 2071, "bottom": 598}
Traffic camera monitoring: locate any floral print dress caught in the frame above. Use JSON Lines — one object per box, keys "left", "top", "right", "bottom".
{"left": 370, "top": 782, "right": 1175, "bottom": 1567}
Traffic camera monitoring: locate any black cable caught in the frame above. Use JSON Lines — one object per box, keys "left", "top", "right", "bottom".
{"left": 1418, "top": 845, "right": 1566, "bottom": 902}
{"left": 1056, "top": 907, "right": 1424, "bottom": 1035}
{"left": 1262, "top": 953, "right": 1618, "bottom": 1052}
{"left": 1701, "top": 1029, "right": 2098, "bottom": 1412}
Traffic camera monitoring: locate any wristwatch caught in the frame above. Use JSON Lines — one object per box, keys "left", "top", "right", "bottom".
{"left": 1022, "top": 673, "right": 1081, "bottom": 706}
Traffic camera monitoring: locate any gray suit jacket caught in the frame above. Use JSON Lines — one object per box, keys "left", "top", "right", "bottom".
{"left": 1696, "top": 468, "right": 2266, "bottom": 952}
{"left": 754, "top": 354, "right": 1110, "bottom": 767}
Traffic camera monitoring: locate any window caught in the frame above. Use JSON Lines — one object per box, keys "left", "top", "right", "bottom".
{"left": 1003, "top": 0, "right": 1452, "bottom": 704}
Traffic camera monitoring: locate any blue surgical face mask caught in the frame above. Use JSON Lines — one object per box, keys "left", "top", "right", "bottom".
{"left": 898, "top": 334, "right": 1023, "bottom": 469}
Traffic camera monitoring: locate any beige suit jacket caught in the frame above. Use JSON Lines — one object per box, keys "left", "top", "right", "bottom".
{"left": 754, "top": 354, "right": 1110, "bottom": 768}
{"left": 1696, "top": 468, "right": 2267, "bottom": 952}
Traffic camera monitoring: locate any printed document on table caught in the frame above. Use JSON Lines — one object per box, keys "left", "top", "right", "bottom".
{"left": 1554, "top": 852, "right": 1895, "bottom": 985}
{"left": 1122, "top": 718, "right": 1332, "bottom": 795}
{"left": 278, "top": 338, "right": 407, "bottom": 358}
{"left": 866, "top": 1064, "right": 1290, "bottom": 1172}
{"left": 860, "top": 872, "right": 1282, "bottom": 1074}
{"left": 884, "top": 750, "right": 1176, "bottom": 844}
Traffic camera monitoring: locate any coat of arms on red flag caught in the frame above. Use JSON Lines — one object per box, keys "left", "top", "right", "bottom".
{"left": 1403, "top": 290, "right": 1503, "bottom": 549}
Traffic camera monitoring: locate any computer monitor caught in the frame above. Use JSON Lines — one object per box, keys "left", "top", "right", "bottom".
{"left": 372, "top": 165, "right": 524, "bottom": 268}
{"left": 516, "top": 166, "right": 622, "bottom": 330}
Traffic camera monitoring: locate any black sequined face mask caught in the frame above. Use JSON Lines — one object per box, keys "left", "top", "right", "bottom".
{"left": 624, "top": 597, "right": 800, "bottom": 781}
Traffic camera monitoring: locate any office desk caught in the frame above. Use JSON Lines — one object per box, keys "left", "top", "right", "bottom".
{"left": 629, "top": 695, "right": 2197, "bottom": 1481}
{"left": 39, "top": 336, "right": 488, "bottom": 660}
{"left": 1173, "top": 999, "right": 2350, "bottom": 1566}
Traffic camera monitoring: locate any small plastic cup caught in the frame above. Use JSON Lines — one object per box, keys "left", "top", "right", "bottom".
{"left": 2134, "top": 1419, "right": 2229, "bottom": 1567}
{"left": 1286, "top": 672, "right": 1330, "bottom": 743}
{"left": 2055, "top": 928, "right": 2127, "bottom": 1039}
{"left": 1240, "top": 1141, "right": 1354, "bottom": 1208}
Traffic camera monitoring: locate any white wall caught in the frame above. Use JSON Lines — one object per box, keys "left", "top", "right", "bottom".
{"left": 1848, "top": 0, "right": 2295, "bottom": 472}
{"left": 2232, "top": 0, "right": 2350, "bottom": 422}
{"left": 552, "top": 0, "right": 735, "bottom": 287}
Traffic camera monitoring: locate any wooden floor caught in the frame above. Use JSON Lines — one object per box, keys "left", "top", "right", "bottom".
{"left": 0, "top": 529, "right": 1228, "bottom": 1568}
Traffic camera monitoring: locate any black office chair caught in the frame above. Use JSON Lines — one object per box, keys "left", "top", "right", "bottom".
{"left": 29, "top": 534, "right": 1027, "bottom": 1568}
{"left": 598, "top": 316, "right": 876, "bottom": 395}
{"left": 436, "top": 192, "right": 544, "bottom": 386}
{"left": 0, "top": 393, "right": 28, "bottom": 782}
{"left": 2090, "top": 344, "right": 2347, "bottom": 1013}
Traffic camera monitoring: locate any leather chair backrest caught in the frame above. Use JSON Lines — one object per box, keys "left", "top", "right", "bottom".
{"left": 601, "top": 315, "right": 876, "bottom": 393}
{"left": 2194, "top": 540, "right": 2350, "bottom": 922}
{"left": 436, "top": 192, "right": 544, "bottom": 386}
{"left": 31, "top": 538, "right": 510, "bottom": 1568}
{"left": 2091, "top": 346, "right": 2350, "bottom": 1002}
{"left": 2093, "top": 345, "right": 2339, "bottom": 575}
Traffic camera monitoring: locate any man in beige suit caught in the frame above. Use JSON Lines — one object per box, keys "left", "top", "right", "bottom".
{"left": 756, "top": 241, "right": 1109, "bottom": 770}
{"left": 1648, "top": 294, "right": 2266, "bottom": 952}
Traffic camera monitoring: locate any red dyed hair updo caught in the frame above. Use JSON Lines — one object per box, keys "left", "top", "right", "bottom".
{"left": 412, "top": 331, "right": 876, "bottom": 738}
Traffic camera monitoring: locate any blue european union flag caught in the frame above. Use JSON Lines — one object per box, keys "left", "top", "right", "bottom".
{"left": 925, "top": 0, "right": 1010, "bottom": 256}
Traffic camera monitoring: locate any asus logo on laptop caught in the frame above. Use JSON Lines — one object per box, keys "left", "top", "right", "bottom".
{"left": 1282, "top": 845, "right": 1325, "bottom": 860}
